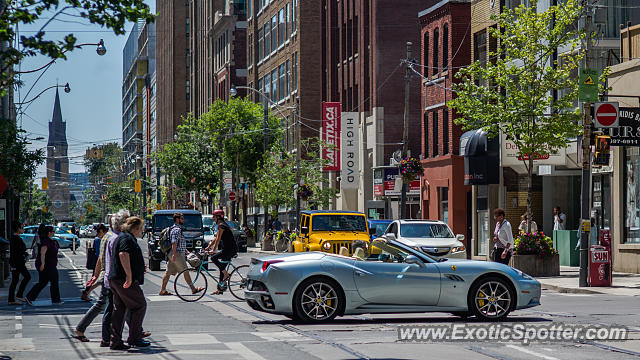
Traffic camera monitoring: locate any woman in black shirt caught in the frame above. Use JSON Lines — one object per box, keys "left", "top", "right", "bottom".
{"left": 206, "top": 209, "right": 238, "bottom": 294}
{"left": 8, "top": 221, "right": 30, "bottom": 305}
{"left": 26, "top": 225, "right": 61, "bottom": 304}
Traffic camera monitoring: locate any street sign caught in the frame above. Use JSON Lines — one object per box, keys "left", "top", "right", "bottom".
{"left": 134, "top": 180, "right": 142, "bottom": 193}
{"left": 603, "top": 107, "right": 640, "bottom": 146}
{"left": 594, "top": 102, "right": 619, "bottom": 128}
{"left": 579, "top": 68, "right": 599, "bottom": 102}
{"left": 228, "top": 191, "right": 237, "bottom": 201}
{"left": 42, "top": 177, "right": 48, "bottom": 190}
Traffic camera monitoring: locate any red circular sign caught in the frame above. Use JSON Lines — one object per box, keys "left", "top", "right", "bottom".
{"left": 228, "top": 191, "right": 236, "bottom": 201}
{"left": 596, "top": 103, "right": 618, "bottom": 127}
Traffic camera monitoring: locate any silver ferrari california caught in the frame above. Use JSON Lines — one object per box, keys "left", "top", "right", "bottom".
{"left": 245, "top": 237, "right": 541, "bottom": 323}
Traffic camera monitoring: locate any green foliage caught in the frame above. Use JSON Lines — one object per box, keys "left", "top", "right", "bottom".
{"left": 0, "top": 0, "right": 154, "bottom": 93}
{"left": 23, "top": 182, "right": 53, "bottom": 224}
{"left": 514, "top": 232, "right": 557, "bottom": 259}
{"left": 449, "top": 0, "right": 585, "bottom": 159}
{"left": 0, "top": 121, "right": 44, "bottom": 193}
{"left": 398, "top": 157, "right": 423, "bottom": 180}
{"left": 83, "top": 142, "right": 122, "bottom": 186}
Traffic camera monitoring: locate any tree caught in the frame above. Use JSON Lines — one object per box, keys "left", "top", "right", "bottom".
{"left": 0, "top": 120, "right": 44, "bottom": 193}
{"left": 448, "top": 0, "right": 585, "bottom": 232}
{"left": 84, "top": 142, "right": 123, "bottom": 186}
{"left": 23, "top": 181, "right": 53, "bottom": 224}
{"left": 0, "top": 0, "right": 154, "bottom": 93}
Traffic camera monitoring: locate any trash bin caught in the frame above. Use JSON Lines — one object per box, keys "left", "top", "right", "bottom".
{"left": 589, "top": 244, "right": 612, "bottom": 287}
{"left": 0, "top": 237, "right": 9, "bottom": 288}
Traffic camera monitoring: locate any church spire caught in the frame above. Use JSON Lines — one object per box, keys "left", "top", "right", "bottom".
{"left": 48, "top": 88, "right": 67, "bottom": 146}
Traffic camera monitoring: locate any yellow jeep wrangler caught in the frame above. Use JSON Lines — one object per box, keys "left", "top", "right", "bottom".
{"left": 292, "top": 210, "right": 376, "bottom": 256}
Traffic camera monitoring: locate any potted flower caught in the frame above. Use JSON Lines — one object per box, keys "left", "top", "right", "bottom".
{"left": 510, "top": 232, "right": 560, "bottom": 277}
{"left": 297, "top": 184, "right": 313, "bottom": 201}
{"left": 398, "top": 157, "right": 423, "bottom": 182}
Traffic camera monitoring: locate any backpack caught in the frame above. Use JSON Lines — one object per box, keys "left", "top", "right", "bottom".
{"left": 159, "top": 226, "right": 174, "bottom": 254}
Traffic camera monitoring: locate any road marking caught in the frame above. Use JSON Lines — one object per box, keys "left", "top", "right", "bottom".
{"left": 145, "top": 295, "right": 183, "bottom": 302}
{"left": 226, "top": 342, "right": 267, "bottom": 360}
{"left": 166, "top": 333, "right": 219, "bottom": 345}
{"left": 505, "top": 344, "right": 559, "bottom": 360}
{"left": 251, "top": 331, "right": 306, "bottom": 342}
{"left": 62, "top": 251, "right": 83, "bottom": 280}
{"left": 15, "top": 309, "right": 23, "bottom": 338}
{"left": 0, "top": 338, "right": 34, "bottom": 351}
{"left": 170, "top": 349, "right": 237, "bottom": 355}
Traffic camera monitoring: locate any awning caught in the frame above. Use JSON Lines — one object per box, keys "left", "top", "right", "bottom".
{"left": 460, "top": 129, "right": 500, "bottom": 185}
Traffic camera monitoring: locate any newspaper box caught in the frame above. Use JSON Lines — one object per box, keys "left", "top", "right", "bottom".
{"left": 589, "top": 245, "right": 611, "bottom": 287}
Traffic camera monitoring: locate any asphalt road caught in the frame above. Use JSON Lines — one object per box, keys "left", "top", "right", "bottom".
{"left": 1, "top": 239, "right": 639, "bottom": 360}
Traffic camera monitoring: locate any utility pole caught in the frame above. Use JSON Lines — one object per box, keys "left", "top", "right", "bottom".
{"left": 400, "top": 41, "right": 412, "bottom": 219}
{"left": 295, "top": 101, "right": 301, "bottom": 226}
{"left": 579, "top": 2, "right": 593, "bottom": 288}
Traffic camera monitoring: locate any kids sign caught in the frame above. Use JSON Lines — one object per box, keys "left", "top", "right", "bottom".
{"left": 322, "top": 102, "right": 341, "bottom": 171}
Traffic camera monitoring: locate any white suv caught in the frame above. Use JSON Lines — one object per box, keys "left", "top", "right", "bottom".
{"left": 383, "top": 220, "right": 466, "bottom": 259}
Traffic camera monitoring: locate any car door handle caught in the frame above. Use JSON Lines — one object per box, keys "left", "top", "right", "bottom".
{"left": 355, "top": 271, "right": 365, "bottom": 277}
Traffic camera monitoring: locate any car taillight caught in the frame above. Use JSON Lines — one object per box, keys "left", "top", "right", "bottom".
{"left": 261, "top": 259, "right": 284, "bottom": 272}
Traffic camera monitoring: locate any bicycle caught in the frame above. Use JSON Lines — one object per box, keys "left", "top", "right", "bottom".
{"left": 174, "top": 250, "right": 249, "bottom": 302}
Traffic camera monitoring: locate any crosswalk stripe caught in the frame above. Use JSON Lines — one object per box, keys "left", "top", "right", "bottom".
{"left": 226, "top": 342, "right": 267, "bottom": 360}
{"left": 166, "top": 333, "right": 219, "bottom": 345}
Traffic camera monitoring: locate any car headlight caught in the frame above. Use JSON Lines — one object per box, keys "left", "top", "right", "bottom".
{"left": 451, "top": 246, "right": 466, "bottom": 253}
{"left": 514, "top": 269, "right": 534, "bottom": 280}
{"left": 322, "top": 241, "right": 331, "bottom": 250}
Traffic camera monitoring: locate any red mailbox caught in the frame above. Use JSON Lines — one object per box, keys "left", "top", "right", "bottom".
{"left": 589, "top": 245, "right": 611, "bottom": 287}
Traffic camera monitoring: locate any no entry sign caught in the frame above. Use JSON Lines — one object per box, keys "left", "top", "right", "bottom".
{"left": 595, "top": 102, "right": 619, "bottom": 128}
{"left": 228, "top": 191, "right": 236, "bottom": 201}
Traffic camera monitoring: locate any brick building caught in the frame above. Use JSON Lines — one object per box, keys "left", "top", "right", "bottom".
{"left": 189, "top": 0, "right": 248, "bottom": 117}
{"left": 324, "top": 0, "right": 425, "bottom": 216}
{"left": 156, "top": 0, "right": 189, "bottom": 146}
{"left": 419, "top": 1, "right": 471, "bottom": 243}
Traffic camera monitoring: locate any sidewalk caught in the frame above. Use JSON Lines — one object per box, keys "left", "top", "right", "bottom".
{"left": 248, "top": 248, "right": 640, "bottom": 296}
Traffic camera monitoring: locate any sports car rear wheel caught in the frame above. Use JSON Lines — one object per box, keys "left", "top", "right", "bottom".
{"left": 468, "top": 277, "right": 513, "bottom": 321}
{"left": 293, "top": 278, "right": 343, "bottom": 323}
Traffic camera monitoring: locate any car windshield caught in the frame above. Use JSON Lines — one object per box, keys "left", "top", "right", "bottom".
{"left": 226, "top": 221, "right": 241, "bottom": 230}
{"left": 154, "top": 214, "right": 203, "bottom": 231}
{"left": 55, "top": 227, "right": 72, "bottom": 234}
{"left": 400, "top": 223, "right": 454, "bottom": 238}
{"left": 202, "top": 216, "right": 214, "bottom": 227}
{"left": 370, "top": 222, "right": 391, "bottom": 237}
{"left": 311, "top": 215, "right": 367, "bottom": 232}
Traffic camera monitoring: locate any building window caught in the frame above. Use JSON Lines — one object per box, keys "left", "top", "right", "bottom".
{"left": 248, "top": 0, "right": 253, "bottom": 17}
{"left": 278, "top": 63, "right": 286, "bottom": 100}
{"left": 292, "top": 0, "right": 297, "bottom": 33}
{"left": 439, "top": 187, "right": 449, "bottom": 224}
{"left": 443, "top": 109, "right": 449, "bottom": 155}
{"left": 443, "top": 24, "right": 449, "bottom": 71}
{"left": 264, "top": 73, "right": 271, "bottom": 102}
{"left": 258, "top": 28, "right": 264, "bottom": 61}
{"left": 248, "top": 33, "right": 253, "bottom": 67}
{"left": 271, "top": 69, "right": 278, "bottom": 101}
{"left": 625, "top": 147, "right": 640, "bottom": 243}
{"left": 258, "top": 77, "right": 264, "bottom": 100}
{"left": 474, "top": 30, "right": 487, "bottom": 66}
{"left": 186, "top": 18, "right": 190, "bottom": 38}
{"left": 433, "top": 27, "right": 439, "bottom": 76}
{"left": 423, "top": 113, "right": 429, "bottom": 158}
{"left": 423, "top": 32, "right": 429, "bottom": 77}
{"left": 279, "top": 8, "right": 286, "bottom": 46}
{"left": 285, "top": 59, "right": 290, "bottom": 95}
{"left": 264, "top": 23, "right": 270, "bottom": 58}
{"left": 292, "top": 52, "right": 298, "bottom": 91}
{"left": 286, "top": 3, "right": 291, "bottom": 38}
{"left": 354, "top": 15, "right": 358, "bottom": 55}
{"left": 186, "top": 80, "right": 191, "bottom": 101}
{"left": 271, "top": 15, "right": 278, "bottom": 53}
{"left": 432, "top": 111, "right": 438, "bottom": 156}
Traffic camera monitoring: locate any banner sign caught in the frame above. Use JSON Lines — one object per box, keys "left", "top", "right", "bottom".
{"left": 341, "top": 112, "right": 359, "bottom": 189}
{"left": 382, "top": 168, "right": 419, "bottom": 196}
{"left": 604, "top": 107, "right": 640, "bottom": 146}
{"left": 501, "top": 133, "right": 566, "bottom": 166}
{"left": 322, "top": 102, "right": 341, "bottom": 171}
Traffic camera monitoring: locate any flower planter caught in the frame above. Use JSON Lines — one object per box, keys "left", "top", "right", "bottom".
{"left": 509, "top": 254, "right": 559, "bottom": 277}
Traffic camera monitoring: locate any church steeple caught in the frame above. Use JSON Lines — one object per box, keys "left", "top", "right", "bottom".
{"left": 48, "top": 88, "right": 67, "bottom": 147}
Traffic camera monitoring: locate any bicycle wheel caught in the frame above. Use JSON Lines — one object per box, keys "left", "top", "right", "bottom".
{"left": 275, "top": 238, "right": 288, "bottom": 252}
{"left": 174, "top": 268, "right": 208, "bottom": 302}
{"left": 227, "top": 265, "right": 250, "bottom": 301}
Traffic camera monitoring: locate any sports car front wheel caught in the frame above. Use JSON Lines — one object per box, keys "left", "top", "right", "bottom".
{"left": 468, "top": 276, "right": 513, "bottom": 321}
{"left": 293, "top": 278, "right": 343, "bottom": 323}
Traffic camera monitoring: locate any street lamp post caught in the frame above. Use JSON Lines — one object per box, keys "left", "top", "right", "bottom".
{"left": 14, "top": 83, "right": 70, "bottom": 105}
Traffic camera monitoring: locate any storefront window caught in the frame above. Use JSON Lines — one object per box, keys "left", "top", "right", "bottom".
{"left": 439, "top": 187, "right": 449, "bottom": 224}
{"left": 624, "top": 148, "right": 640, "bottom": 243}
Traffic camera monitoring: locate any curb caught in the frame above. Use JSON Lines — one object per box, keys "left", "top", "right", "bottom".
{"left": 247, "top": 248, "right": 278, "bottom": 256}
{"left": 539, "top": 282, "right": 603, "bottom": 295}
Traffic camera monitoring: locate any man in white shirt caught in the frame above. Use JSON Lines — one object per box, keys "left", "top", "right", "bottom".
{"left": 492, "top": 208, "right": 513, "bottom": 265}
{"left": 554, "top": 206, "right": 567, "bottom": 231}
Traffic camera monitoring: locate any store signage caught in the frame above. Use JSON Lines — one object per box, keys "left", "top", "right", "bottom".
{"left": 341, "top": 112, "right": 359, "bottom": 189}
{"left": 322, "top": 102, "right": 341, "bottom": 171}
{"left": 603, "top": 107, "right": 640, "bottom": 146}
{"left": 382, "top": 168, "right": 420, "bottom": 196}
{"left": 501, "top": 133, "right": 566, "bottom": 166}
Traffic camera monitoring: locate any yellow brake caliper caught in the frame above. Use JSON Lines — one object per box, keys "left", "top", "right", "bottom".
{"left": 477, "top": 291, "right": 485, "bottom": 307}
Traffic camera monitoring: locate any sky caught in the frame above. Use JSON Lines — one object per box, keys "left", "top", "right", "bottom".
{"left": 17, "top": 1, "right": 155, "bottom": 180}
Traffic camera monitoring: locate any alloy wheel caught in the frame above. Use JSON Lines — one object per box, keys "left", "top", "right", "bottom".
{"left": 474, "top": 280, "right": 512, "bottom": 319}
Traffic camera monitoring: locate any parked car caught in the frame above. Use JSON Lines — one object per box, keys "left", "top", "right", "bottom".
{"left": 245, "top": 237, "right": 541, "bottom": 322}
{"left": 20, "top": 225, "right": 73, "bottom": 249}
{"left": 367, "top": 219, "right": 393, "bottom": 240}
{"left": 291, "top": 210, "right": 376, "bottom": 255}
{"left": 383, "top": 219, "right": 466, "bottom": 259}
{"left": 54, "top": 226, "right": 80, "bottom": 249}
{"left": 146, "top": 209, "right": 206, "bottom": 271}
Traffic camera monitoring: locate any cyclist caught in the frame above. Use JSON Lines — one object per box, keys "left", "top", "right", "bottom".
{"left": 205, "top": 209, "right": 238, "bottom": 295}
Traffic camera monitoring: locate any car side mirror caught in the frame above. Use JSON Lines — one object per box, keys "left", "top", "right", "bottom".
{"left": 386, "top": 233, "right": 396, "bottom": 241}
{"left": 405, "top": 255, "right": 426, "bottom": 268}
{"left": 456, "top": 234, "right": 465, "bottom": 242}
{"left": 301, "top": 226, "right": 309, "bottom": 235}
{"left": 204, "top": 226, "right": 211, "bottom": 233}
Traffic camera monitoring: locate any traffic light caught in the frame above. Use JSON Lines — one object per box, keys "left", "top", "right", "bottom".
{"left": 134, "top": 179, "right": 142, "bottom": 193}
{"left": 42, "top": 177, "right": 48, "bottom": 190}
{"left": 42, "top": 205, "right": 47, "bottom": 213}
{"left": 89, "top": 204, "right": 93, "bottom": 213}
{"left": 594, "top": 135, "right": 612, "bottom": 166}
